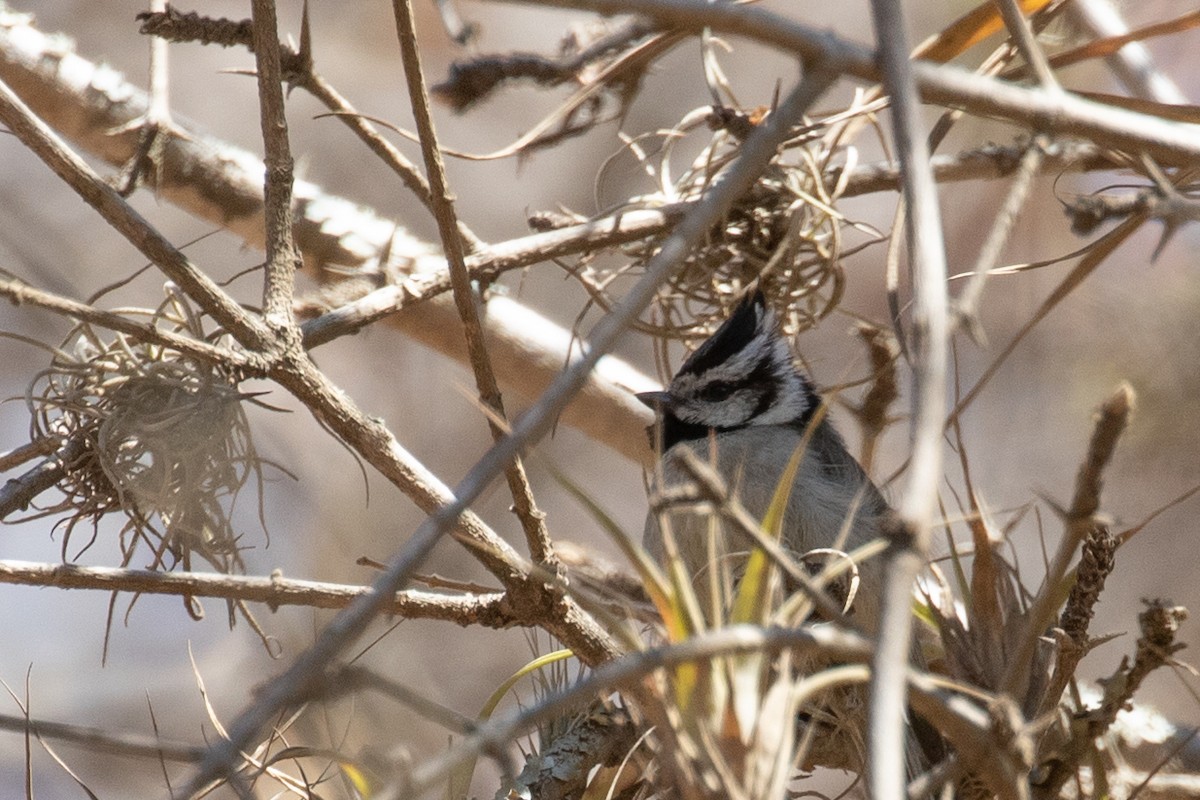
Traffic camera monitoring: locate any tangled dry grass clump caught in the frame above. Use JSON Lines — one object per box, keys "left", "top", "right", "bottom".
{"left": 18, "top": 286, "right": 271, "bottom": 574}
{"left": 557, "top": 98, "right": 887, "bottom": 375}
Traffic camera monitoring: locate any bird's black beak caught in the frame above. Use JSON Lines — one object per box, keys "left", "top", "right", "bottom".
{"left": 636, "top": 390, "right": 673, "bottom": 411}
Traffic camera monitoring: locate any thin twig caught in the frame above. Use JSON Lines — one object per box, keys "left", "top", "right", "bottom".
{"left": 992, "top": 0, "right": 1060, "bottom": 90}
{"left": 1066, "top": 0, "right": 1187, "bottom": 105}
{"left": 390, "top": 0, "right": 554, "bottom": 565}
{"left": 0, "top": 79, "right": 268, "bottom": 351}
{"left": 866, "top": 0, "right": 950, "bottom": 792}
{"left": 0, "top": 438, "right": 86, "bottom": 520}
{"left": 249, "top": 0, "right": 301, "bottom": 332}
{"left": 0, "top": 559, "right": 515, "bottom": 627}
{"left": 838, "top": 140, "right": 1116, "bottom": 198}
{"left": 0, "top": 713, "right": 204, "bottom": 763}
{"left": 0, "top": 12, "right": 1137, "bottom": 469}
{"left": 297, "top": 205, "right": 684, "bottom": 347}
{"left": 510, "top": 0, "right": 1200, "bottom": 165}
{"left": 954, "top": 139, "right": 1046, "bottom": 340}
{"left": 0, "top": 60, "right": 540, "bottom": 605}
{"left": 0, "top": 12, "right": 651, "bottom": 463}
{"left": 945, "top": 214, "right": 1144, "bottom": 434}
{"left": 0, "top": 273, "right": 249, "bottom": 368}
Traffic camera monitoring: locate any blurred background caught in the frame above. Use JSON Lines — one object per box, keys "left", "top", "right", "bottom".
{"left": 0, "top": 0, "right": 1198, "bottom": 795}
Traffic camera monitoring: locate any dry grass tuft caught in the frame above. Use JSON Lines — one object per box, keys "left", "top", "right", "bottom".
{"left": 556, "top": 98, "right": 886, "bottom": 376}
{"left": 21, "top": 287, "right": 269, "bottom": 573}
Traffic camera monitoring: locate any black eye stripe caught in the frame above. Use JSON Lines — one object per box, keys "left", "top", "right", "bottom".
{"left": 746, "top": 359, "right": 778, "bottom": 416}
{"left": 697, "top": 381, "right": 737, "bottom": 401}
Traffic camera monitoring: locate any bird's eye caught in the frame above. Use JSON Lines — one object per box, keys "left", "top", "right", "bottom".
{"left": 697, "top": 382, "right": 736, "bottom": 402}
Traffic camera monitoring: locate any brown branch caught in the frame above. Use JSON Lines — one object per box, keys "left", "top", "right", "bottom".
{"left": 0, "top": 273, "right": 249, "bottom": 369}
{"left": 182, "top": 67, "right": 837, "bottom": 795}
{"left": 0, "top": 438, "right": 59, "bottom": 474}
{"left": 136, "top": 4, "right": 477, "bottom": 243}
{"left": 1035, "top": 525, "right": 1118, "bottom": 720}
{"left": 0, "top": 558, "right": 515, "bottom": 627}
{"left": 0, "top": 11, "right": 650, "bottom": 462}
{"left": 0, "top": 81, "right": 268, "bottom": 351}
{"left": 0, "top": 438, "right": 86, "bottom": 520}
{"left": 249, "top": 0, "right": 301, "bottom": 330}
{"left": 512, "top": 0, "right": 1200, "bottom": 165}
{"left": 0, "top": 49, "right": 535, "bottom": 594}
{"left": 0, "top": 11, "right": 1139, "bottom": 468}
{"left": 391, "top": 0, "right": 554, "bottom": 566}
{"left": 866, "top": 0, "right": 950, "bottom": 790}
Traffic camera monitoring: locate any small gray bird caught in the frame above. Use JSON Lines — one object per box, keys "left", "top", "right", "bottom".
{"left": 638, "top": 292, "right": 934, "bottom": 776}
{"left": 637, "top": 293, "right": 944, "bottom": 780}
{"left": 638, "top": 291, "right": 890, "bottom": 626}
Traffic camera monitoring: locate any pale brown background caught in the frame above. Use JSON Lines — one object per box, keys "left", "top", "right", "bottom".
{"left": 0, "top": 0, "right": 1197, "bottom": 796}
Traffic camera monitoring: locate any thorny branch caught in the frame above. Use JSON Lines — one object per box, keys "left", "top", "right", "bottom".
{"left": 390, "top": 0, "right": 555, "bottom": 566}
{"left": 866, "top": 0, "right": 950, "bottom": 792}
{"left": 0, "top": 559, "right": 515, "bottom": 627}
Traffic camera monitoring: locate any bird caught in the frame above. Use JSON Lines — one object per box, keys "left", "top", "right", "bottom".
{"left": 636, "top": 291, "right": 933, "bottom": 778}
{"left": 638, "top": 290, "right": 890, "bottom": 627}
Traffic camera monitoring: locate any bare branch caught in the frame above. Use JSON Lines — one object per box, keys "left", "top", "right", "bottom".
{"left": 0, "top": 10, "right": 652, "bottom": 462}
{"left": 866, "top": 0, "right": 950, "bottom": 791}
{"left": 507, "top": 0, "right": 1200, "bottom": 165}
{"left": 838, "top": 140, "right": 1118, "bottom": 199}
{"left": 992, "top": 0, "right": 1060, "bottom": 91}
{"left": 390, "top": 0, "right": 554, "bottom": 564}
{"left": 0, "top": 439, "right": 84, "bottom": 520}
{"left": 0, "top": 713, "right": 204, "bottom": 764}
{"left": 0, "top": 558, "right": 515, "bottom": 627}
{"left": 954, "top": 139, "right": 1045, "bottom": 340}
{"left": 0, "top": 273, "right": 249, "bottom": 368}
{"left": 0, "top": 79, "right": 268, "bottom": 350}
{"left": 248, "top": 0, "right": 301, "bottom": 330}
{"left": 1066, "top": 0, "right": 1188, "bottom": 105}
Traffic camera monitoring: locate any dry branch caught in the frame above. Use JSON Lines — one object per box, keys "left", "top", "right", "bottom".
{"left": 512, "top": 0, "right": 1200, "bottom": 165}
{"left": 0, "top": 559, "right": 514, "bottom": 626}
{"left": 0, "top": 7, "right": 654, "bottom": 462}
{"left": 866, "top": 0, "right": 950, "bottom": 791}
{"left": 390, "top": 0, "right": 554, "bottom": 565}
